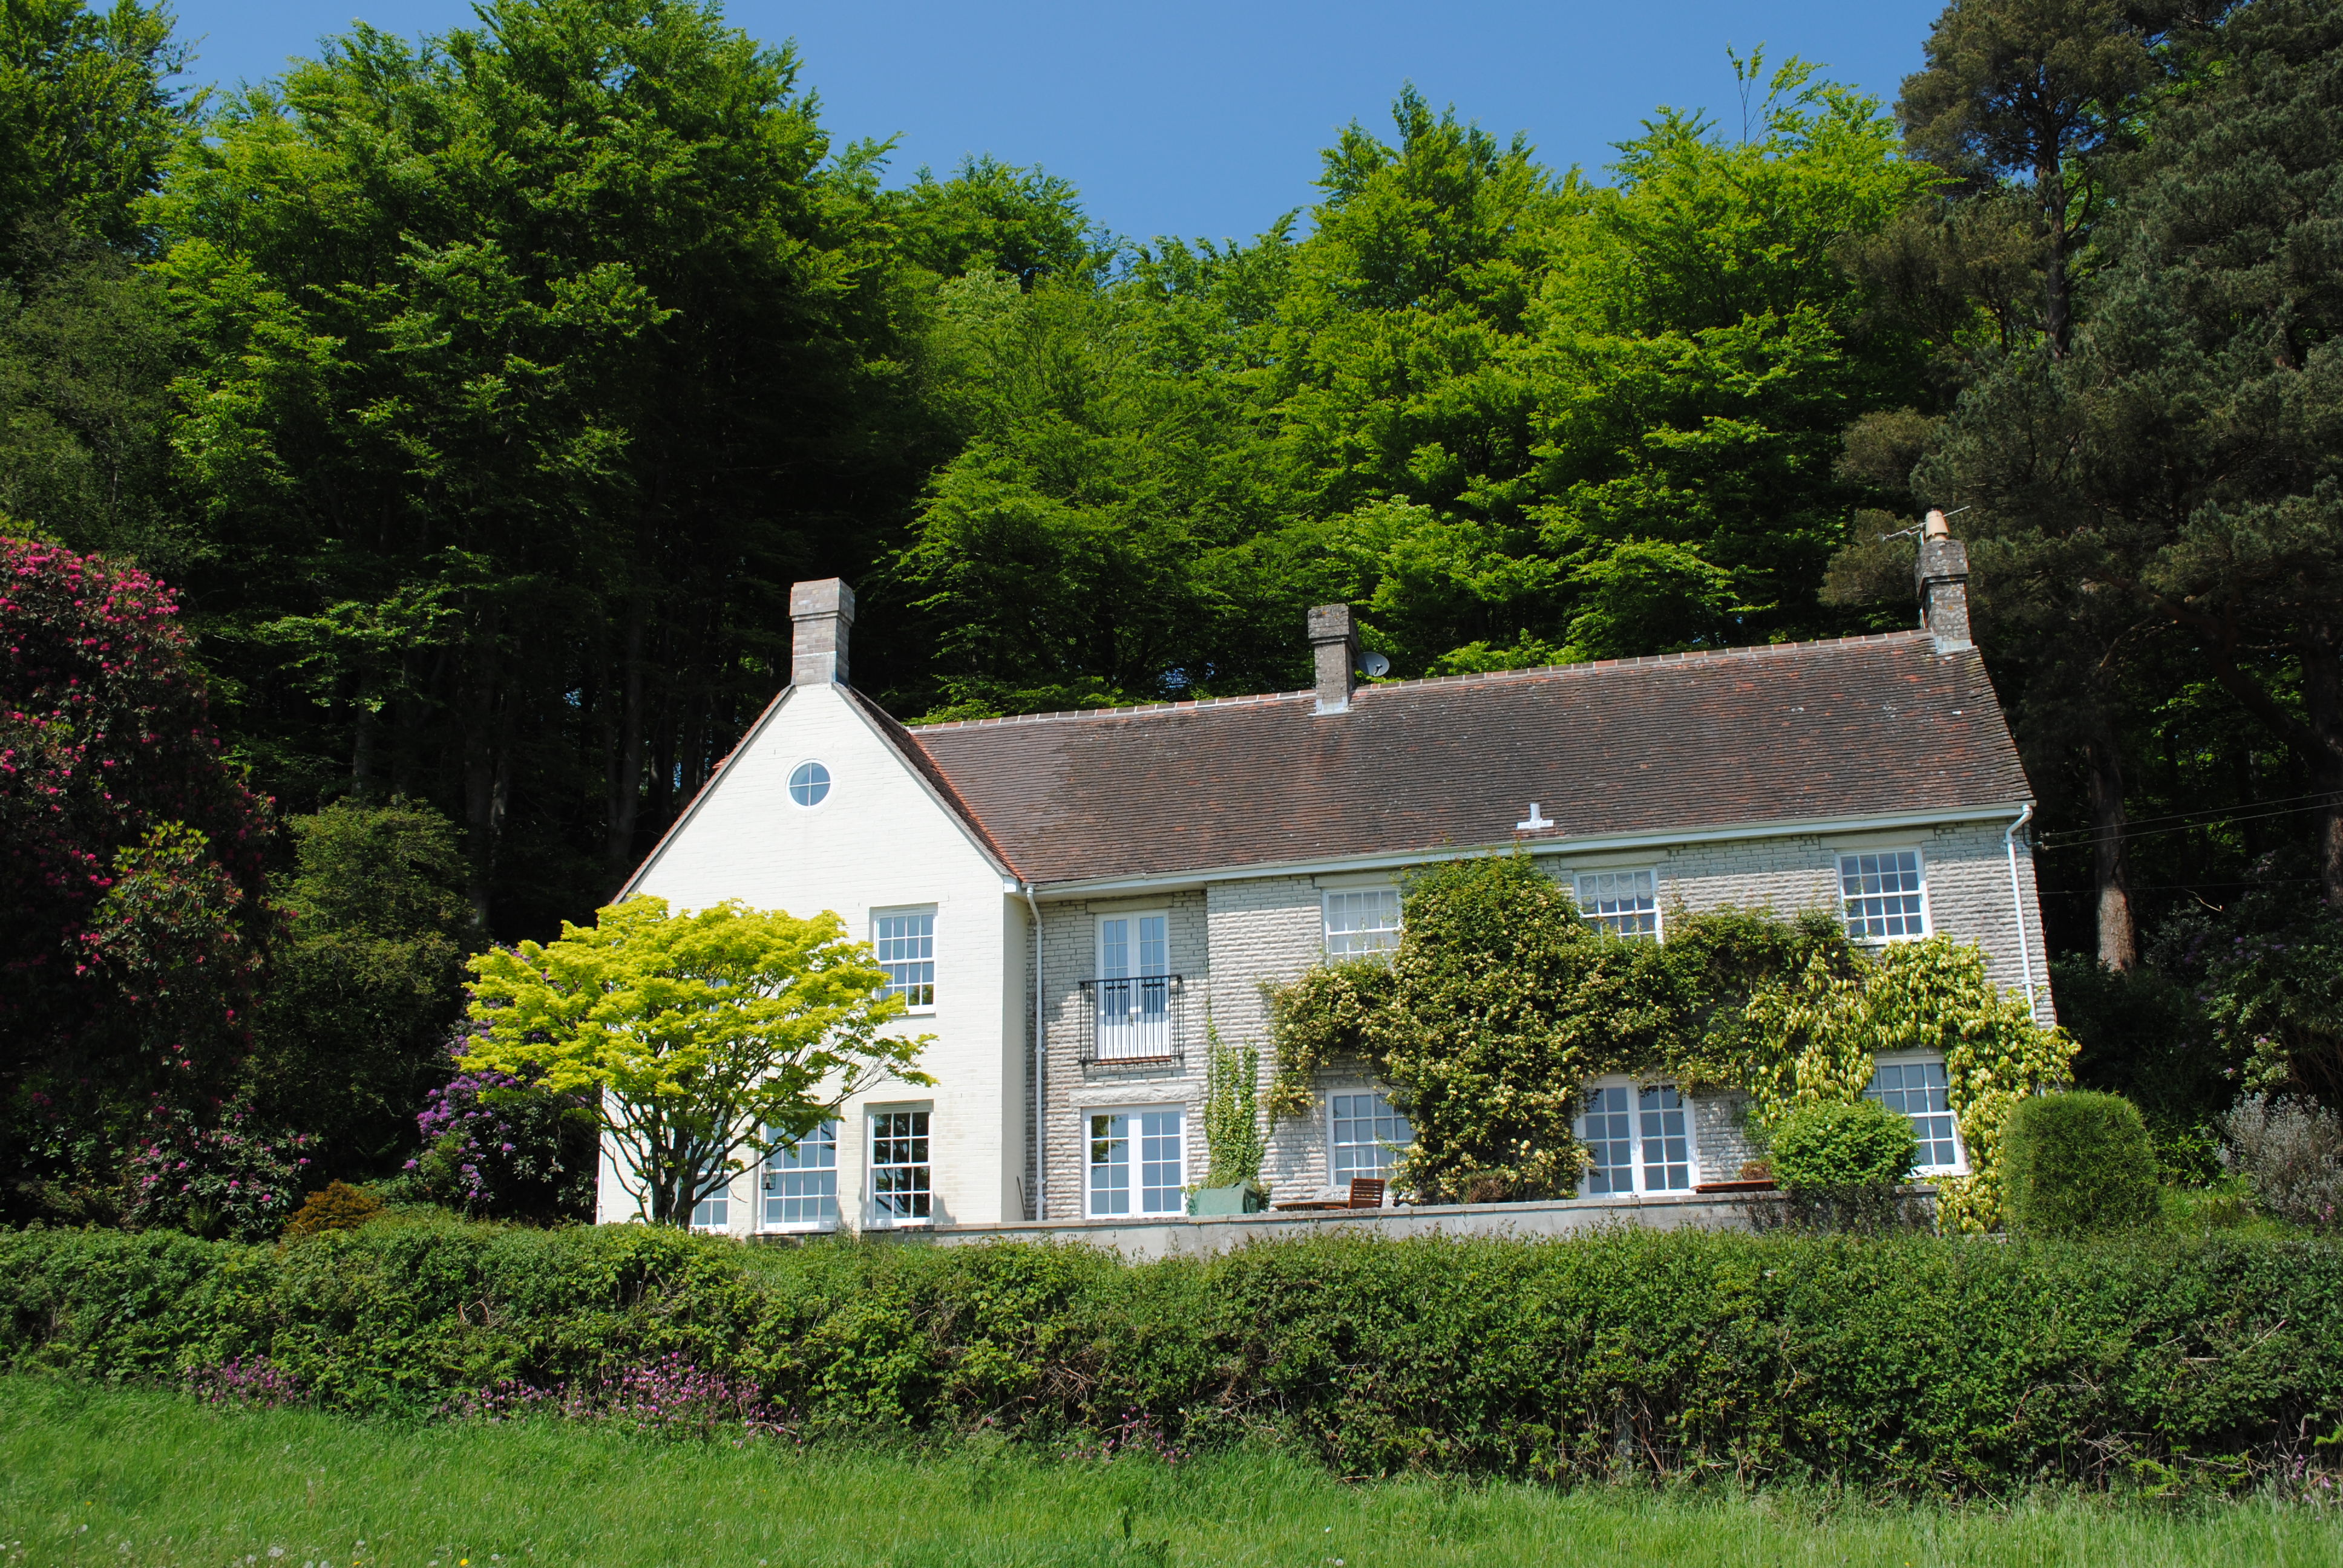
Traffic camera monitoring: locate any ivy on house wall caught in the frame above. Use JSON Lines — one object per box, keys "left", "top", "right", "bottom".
{"left": 1266, "top": 854, "right": 2074, "bottom": 1226}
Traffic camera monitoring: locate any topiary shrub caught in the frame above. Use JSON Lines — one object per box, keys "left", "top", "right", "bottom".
{"left": 1763, "top": 1099, "right": 1918, "bottom": 1232}
{"left": 2001, "top": 1091, "right": 2160, "bottom": 1236}
{"left": 281, "top": 1180, "right": 382, "bottom": 1241}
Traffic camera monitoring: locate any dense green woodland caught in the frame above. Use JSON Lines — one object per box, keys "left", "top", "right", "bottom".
{"left": 4, "top": 0, "right": 2342, "bottom": 1215}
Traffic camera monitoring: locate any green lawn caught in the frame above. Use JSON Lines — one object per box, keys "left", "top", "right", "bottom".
{"left": 3, "top": 1379, "right": 2339, "bottom": 1568}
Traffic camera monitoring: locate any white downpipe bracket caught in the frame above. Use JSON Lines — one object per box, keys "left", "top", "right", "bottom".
{"left": 2004, "top": 803, "right": 2040, "bottom": 1024}
{"left": 1022, "top": 884, "right": 1045, "bottom": 1221}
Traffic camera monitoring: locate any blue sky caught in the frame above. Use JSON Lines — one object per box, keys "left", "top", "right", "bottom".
{"left": 168, "top": 1, "right": 1944, "bottom": 244}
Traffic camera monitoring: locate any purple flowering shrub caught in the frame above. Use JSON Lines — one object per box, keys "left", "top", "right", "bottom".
{"left": 408, "top": 1031, "right": 594, "bottom": 1221}
{"left": 439, "top": 1353, "right": 788, "bottom": 1440}
{"left": 124, "top": 1093, "right": 314, "bottom": 1241}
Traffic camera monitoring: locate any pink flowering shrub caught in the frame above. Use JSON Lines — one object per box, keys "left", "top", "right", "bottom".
{"left": 1, "top": 535, "right": 275, "bottom": 1214}
{"left": 439, "top": 1352, "right": 790, "bottom": 1440}
{"left": 123, "top": 1093, "right": 314, "bottom": 1241}
{"left": 188, "top": 1354, "right": 304, "bottom": 1407}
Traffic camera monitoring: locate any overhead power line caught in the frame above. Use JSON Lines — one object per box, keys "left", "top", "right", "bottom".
{"left": 2037, "top": 792, "right": 2343, "bottom": 850}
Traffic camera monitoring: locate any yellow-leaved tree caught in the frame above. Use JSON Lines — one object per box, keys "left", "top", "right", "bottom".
{"left": 464, "top": 896, "right": 932, "bottom": 1226}
{"left": 1743, "top": 936, "right": 2074, "bottom": 1232}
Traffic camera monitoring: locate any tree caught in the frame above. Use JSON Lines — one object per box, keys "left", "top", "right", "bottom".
{"left": 0, "top": 534, "right": 273, "bottom": 1216}
{"left": 0, "top": 1, "right": 198, "bottom": 564}
{"left": 1897, "top": 0, "right": 2211, "bottom": 358}
{"left": 152, "top": 0, "right": 945, "bottom": 930}
{"left": 243, "top": 799, "right": 471, "bottom": 1179}
{"left": 1916, "top": 0, "right": 2343, "bottom": 909}
{"left": 897, "top": 66, "right": 1936, "bottom": 716}
{"left": 0, "top": 0, "right": 197, "bottom": 261}
{"left": 463, "top": 895, "right": 930, "bottom": 1224}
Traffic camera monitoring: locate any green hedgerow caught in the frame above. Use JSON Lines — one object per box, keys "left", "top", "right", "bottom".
{"left": 2001, "top": 1091, "right": 2160, "bottom": 1236}
{"left": 1768, "top": 1100, "right": 1918, "bottom": 1193}
{"left": 7, "top": 1221, "right": 2343, "bottom": 1494}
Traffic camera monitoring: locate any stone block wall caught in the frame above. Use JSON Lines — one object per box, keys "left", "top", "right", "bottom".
{"left": 1024, "top": 814, "right": 2048, "bottom": 1212}
{"left": 1034, "top": 889, "right": 1209, "bottom": 1220}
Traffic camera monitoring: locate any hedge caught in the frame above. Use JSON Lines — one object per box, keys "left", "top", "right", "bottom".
{"left": 5, "top": 1216, "right": 2341, "bottom": 1494}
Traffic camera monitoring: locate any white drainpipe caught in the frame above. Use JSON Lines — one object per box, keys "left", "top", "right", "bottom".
{"left": 2004, "top": 803, "right": 2040, "bottom": 1023}
{"left": 1021, "top": 884, "right": 1045, "bottom": 1220}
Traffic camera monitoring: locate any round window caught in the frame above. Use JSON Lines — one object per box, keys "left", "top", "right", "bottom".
{"left": 788, "top": 760, "right": 831, "bottom": 807}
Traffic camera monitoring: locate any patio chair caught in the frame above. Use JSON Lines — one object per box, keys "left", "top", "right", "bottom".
{"left": 1346, "top": 1177, "right": 1386, "bottom": 1209}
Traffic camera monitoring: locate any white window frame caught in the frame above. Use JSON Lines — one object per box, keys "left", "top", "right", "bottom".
{"left": 1865, "top": 1052, "right": 1968, "bottom": 1175}
{"left": 873, "top": 906, "right": 937, "bottom": 1013}
{"left": 1322, "top": 887, "right": 1401, "bottom": 958}
{"left": 787, "top": 758, "right": 832, "bottom": 809}
{"left": 868, "top": 1108, "right": 932, "bottom": 1227}
{"left": 1573, "top": 1077, "right": 1699, "bottom": 1196}
{"left": 1092, "top": 910, "right": 1173, "bottom": 1061}
{"left": 759, "top": 1119, "right": 840, "bottom": 1232}
{"left": 1327, "top": 1090, "right": 1412, "bottom": 1185}
{"left": 1837, "top": 846, "right": 1930, "bottom": 943}
{"left": 1084, "top": 1104, "right": 1187, "bottom": 1218}
{"left": 688, "top": 1173, "right": 733, "bottom": 1232}
{"left": 1573, "top": 867, "right": 1661, "bottom": 939}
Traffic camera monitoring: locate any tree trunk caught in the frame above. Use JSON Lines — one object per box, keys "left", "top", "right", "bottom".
{"left": 462, "top": 606, "right": 506, "bottom": 935}
{"left": 604, "top": 595, "right": 648, "bottom": 890}
{"left": 2086, "top": 723, "right": 2137, "bottom": 969}
{"left": 2039, "top": 143, "right": 2072, "bottom": 360}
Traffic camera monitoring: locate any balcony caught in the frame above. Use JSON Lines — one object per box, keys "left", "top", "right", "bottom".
{"left": 1077, "top": 974, "right": 1185, "bottom": 1066}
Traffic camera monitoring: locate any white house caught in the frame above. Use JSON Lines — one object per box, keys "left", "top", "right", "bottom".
{"left": 600, "top": 517, "right": 2049, "bottom": 1233}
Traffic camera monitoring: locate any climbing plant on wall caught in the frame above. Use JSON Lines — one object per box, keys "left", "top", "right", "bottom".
{"left": 1267, "top": 854, "right": 2073, "bottom": 1226}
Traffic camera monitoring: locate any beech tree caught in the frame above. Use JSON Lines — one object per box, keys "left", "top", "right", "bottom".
{"left": 464, "top": 895, "right": 931, "bottom": 1225}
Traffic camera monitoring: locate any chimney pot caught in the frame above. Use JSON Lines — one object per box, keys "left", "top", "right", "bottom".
{"left": 790, "top": 578, "right": 856, "bottom": 686}
{"left": 1913, "top": 518, "right": 1972, "bottom": 654}
{"left": 1308, "top": 604, "right": 1358, "bottom": 714}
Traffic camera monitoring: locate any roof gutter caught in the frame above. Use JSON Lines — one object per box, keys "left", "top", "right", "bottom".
{"left": 1020, "top": 883, "right": 1044, "bottom": 1223}
{"left": 1023, "top": 802, "right": 2037, "bottom": 900}
{"left": 2004, "top": 803, "right": 2041, "bottom": 1024}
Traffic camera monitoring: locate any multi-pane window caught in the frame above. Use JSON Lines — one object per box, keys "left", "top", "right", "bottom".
{"left": 1575, "top": 1083, "right": 1695, "bottom": 1195}
{"left": 1324, "top": 889, "right": 1402, "bottom": 957}
{"left": 762, "top": 1120, "right": 839, "bottom": 1227}
{"left": 876, "top": 912, "right": 936, "bottom": 1008}
{"left": 1576, "top": 870, "right": 1659, "bottom": 938}
{"left": 871, "top": 1110, "right": 931, "bottom": 1221}
{"left": 689, "top": 1181, "right": 729, "bottom": 1230}
{"left": 1330, "top": 1091, "right": 1412, "bottom": 1183}
{"left": 1866, "top": 1060, "right": 1961, "bottom": 1171}
{"left": 1088, "top": 1108, "right": 1185, "bottom": 1216}
{"left": 1841, "top": 851, "right": 1926, "bottom": 940}
{"left": 1094, "top": 914, "right": 1173, "bottom": 1060}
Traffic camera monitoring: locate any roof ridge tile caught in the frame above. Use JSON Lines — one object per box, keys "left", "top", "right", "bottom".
{"left": 906, "top": 629, "right": 1933, "bottom": 731}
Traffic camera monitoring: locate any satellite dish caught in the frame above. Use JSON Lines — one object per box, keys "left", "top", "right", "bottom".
{"left": 1360, "top": 651, "right": 1392, "bottom": 679}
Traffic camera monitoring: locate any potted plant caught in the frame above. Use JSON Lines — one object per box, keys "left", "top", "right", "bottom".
{"left": 1190, "top": 1025, "right": 1267, "bottom": 1215}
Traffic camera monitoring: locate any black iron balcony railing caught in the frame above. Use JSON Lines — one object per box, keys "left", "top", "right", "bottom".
{"left": 1076, "top": 974, "right": 1184, "bottom": 1065}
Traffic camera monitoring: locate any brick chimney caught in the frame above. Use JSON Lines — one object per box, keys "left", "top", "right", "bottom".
{"left": 1309, "top": 604, "right": 1358, "bottom": 714}
{"left": 790, "top": 578, "right": 855, "bottom": 685}
{"left": 1915, "top": 511, "right": 1973, "bottom": 654}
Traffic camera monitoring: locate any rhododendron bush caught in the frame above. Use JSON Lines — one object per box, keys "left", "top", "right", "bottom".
{"left": 1, "top": 534, "right": 275, "bottom": 1217}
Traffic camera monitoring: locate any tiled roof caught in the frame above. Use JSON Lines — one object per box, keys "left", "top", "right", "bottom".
{"left": 893, "top": 631, "right": 2031, "bottom": 887}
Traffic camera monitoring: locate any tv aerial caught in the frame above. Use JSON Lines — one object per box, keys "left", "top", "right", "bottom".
{"left": 1360, "top": 651, "right": 1392, "bottom": 679}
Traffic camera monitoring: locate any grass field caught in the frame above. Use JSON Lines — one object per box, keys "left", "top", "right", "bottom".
{"left": 4, "top": 1379, "right": 2340, "bottom": 1567}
